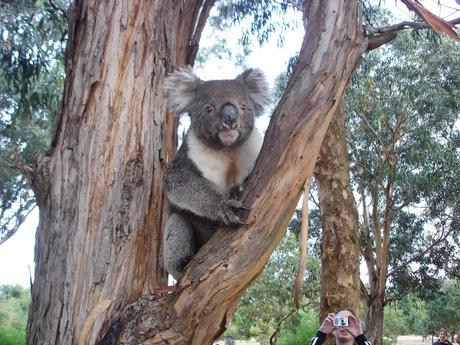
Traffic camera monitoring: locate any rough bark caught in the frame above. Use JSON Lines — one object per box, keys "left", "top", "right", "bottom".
{"left": 315, "top": 105, "right": 361, "bottom": 328}
{"left": 27, "top": 1, "right": 367, "bottom": 344}
{"left": 27, "top": 1, "right": 207, "bottom": 344}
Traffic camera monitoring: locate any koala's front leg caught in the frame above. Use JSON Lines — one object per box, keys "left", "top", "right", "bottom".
{"left": 166, "top": 170, "right": 249, "bottom": 226}
{"left": 229, "top": 183, "right": 244, "bottom": 200}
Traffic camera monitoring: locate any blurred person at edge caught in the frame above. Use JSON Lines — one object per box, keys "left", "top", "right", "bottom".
{"left": 310, "top": 308, "right": 372, "bottom": 345}
{"left": 453, "top": 332, "right": 460, "bottom": 345}
{"left": 433, "top": 329, "right": 453, "bottom": 345}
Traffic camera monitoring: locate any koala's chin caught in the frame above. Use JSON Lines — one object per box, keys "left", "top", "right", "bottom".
{"left": 218, "top": 129, "right": 240, "bottom": 146}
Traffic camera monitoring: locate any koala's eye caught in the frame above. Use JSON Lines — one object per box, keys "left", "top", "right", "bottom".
{"left": 205, "top": 105, "right": 214, "bottom": 114}
{"left": 240, "top": 104, "right": 247, "bottom": 110}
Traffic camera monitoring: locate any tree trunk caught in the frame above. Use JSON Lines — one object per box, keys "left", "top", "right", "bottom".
{"left": 361, "top": 183, "right": 393, "bottom": 345}
{"left": 27, "top": 1, "right": 367, "bottom": 344}
{"left": 27, "top": 1, "right": 208, "bottom": 344}
{"left": 315, "top": 105, "right": 361, "bottom": 326}
{"left": 365, "top": 292, "right": 385, "bottom": 345}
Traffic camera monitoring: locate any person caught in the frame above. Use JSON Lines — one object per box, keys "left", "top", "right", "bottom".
{"left": 454, "top": 332, "right": 460, "bottom": 345}
{"left": 310, "top": 308, "right": 372, "bottom": 345}
{"left": 433, "top": 329, "right": 452, "bottom": 345}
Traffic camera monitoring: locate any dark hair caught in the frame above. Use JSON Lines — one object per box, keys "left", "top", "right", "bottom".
{"left": 438, "top": 329, "right": 448, "bottom": 336}
{"left": 335, "top": 307, "right": 358, "bottom": 318}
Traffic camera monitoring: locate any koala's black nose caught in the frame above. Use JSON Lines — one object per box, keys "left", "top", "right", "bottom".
{"left": 221, "top": 103, "right": 238, "bottom": 129}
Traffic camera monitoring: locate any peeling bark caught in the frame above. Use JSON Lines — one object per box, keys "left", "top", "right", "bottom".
{"left": 28, "top": 1, "right": 207, "bottom": 344}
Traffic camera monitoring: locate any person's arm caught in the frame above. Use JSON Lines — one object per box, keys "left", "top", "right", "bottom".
{"left": 347, "top": 314, "right": 372, "bottom": 345}
{"left": 311, "top": 331, "right": 327, "bottom": 345}
{"left": 355, "top": 334, "right": 372, "bottom": 345}
{"left": 311, "top": 314, "right": 335, "bottom": 345}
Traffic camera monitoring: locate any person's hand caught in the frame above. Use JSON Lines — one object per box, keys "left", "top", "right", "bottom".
{"left": 346, "top": 314, "right": 363, "bottom": 337}
{"left": 319, "top": 313, "right": 335, "bottom": 334}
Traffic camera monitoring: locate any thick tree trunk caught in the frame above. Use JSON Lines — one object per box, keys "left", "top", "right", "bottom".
{"left": 27, "top": 1, "right": 206, "bottom": 344}
{"left": 27, "top": 1, "right": 367, "bottom": 345}
{"left": 315, "top": 105, "right": 361, "bottom": 326}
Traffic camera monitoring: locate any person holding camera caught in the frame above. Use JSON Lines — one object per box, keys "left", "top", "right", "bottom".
{"left": 310, "top": 308, "right": 372, "bottom": 345}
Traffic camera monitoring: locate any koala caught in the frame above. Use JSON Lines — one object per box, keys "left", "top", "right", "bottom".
{"left": 163, "top": 66, "right": 271, "bottom": 280}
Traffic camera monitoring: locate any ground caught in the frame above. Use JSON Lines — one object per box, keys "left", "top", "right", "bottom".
{"left": 397, "top": 335, "right": 433, "bottom": 345}
{"left": 213, "top": 335, "right": 435, "bottom": 345}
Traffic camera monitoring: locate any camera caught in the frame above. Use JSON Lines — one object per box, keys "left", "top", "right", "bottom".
{"left": 333, "top": 316, "right": 348, "bottom": 327}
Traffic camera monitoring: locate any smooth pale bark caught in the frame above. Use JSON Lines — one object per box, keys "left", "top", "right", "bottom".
{"left": 26, "top": 1, "right": 367, "bottom": 344}
{"left": 315, "top": 105, "right": 361, "bottom": 327}
{"left": 361, "top": 185, "right": 393, "bottom": 345}
{"left": 293, "top": 179, "right": 311, "bottom": 308}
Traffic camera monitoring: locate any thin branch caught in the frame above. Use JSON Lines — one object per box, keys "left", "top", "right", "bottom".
{"left": 385, "top": 286, "right": 414, "bottom": 305}
{"left": 48, "top": 0, "right": 69, "bottom": 22}
{"left": 367, "top": 17, "right": 460, "bottom": 50}
{"left": 0, "top": 205, "right": 36, "bottom": 245}
{"left": 388, "top": 225, "right": 457, "bottom": 277}
{"left": 187, "top": 0, "right": 215, "bottom": 66}
{"left": 356, "top": 112, "right": 391, "bottom": 162}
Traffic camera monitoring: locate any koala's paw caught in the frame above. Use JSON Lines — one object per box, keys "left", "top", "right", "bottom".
{"left": 229, "top": 183, "right": 244, "bottom": 200}
{"left": 220, "top": 199, "right": 250, "bottom": 227}
{"left": 176, "top": 255, "right": 193, "bottom": 273}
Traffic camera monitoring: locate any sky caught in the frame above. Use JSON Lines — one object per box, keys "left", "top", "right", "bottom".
{"left": 0, "top": 0, "right": 459, "bottom": 288}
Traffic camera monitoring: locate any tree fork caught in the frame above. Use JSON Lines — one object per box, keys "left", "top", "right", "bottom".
{"left": 27, "top": 1, "right": 367, "bottom": 344}
{"left": 99, "top": 1, "right": 367, "bottom": 344}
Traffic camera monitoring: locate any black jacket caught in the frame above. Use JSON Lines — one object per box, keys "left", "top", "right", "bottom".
{"left": 310, "top": 331, "right": 372, "bottom": 345}
{"left": 433, "top": 340, "right": 453, "bottom": 345}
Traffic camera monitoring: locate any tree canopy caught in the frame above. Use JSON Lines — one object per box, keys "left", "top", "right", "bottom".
{"left": 0, "top": 0, "right": 68, "bottom": 244}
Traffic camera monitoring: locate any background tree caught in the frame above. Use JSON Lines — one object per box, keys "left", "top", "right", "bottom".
{"left": 0, "top": 0, "right": 68, "bottom": 244}
{"left": 345, "top": 31, "right": 460, "bottom": 344}
{"left": 424, "top": 280, "right": 460, "bottom": 338}
{"left": 0, "top": 285, "right": 31, "bottom": 345}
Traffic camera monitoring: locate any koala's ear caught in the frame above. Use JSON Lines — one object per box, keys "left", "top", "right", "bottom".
{"left": 237, "top": 68, "right": 271, "bottom": 115}
{"left": 165, "top": 66, "right": 202, "bottom": 115}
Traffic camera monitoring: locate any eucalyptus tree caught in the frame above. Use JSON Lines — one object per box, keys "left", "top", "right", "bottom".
{"left": 1, "top": 0, "right": 456, "bottom": 344}
{"left": 14, "top": 0, "right": 367, "bottom": 343}
{"left": 345, "top": 32, "right": 460, "bottom": 343}
{"left": 424, "top": 280, "right": 460, "bottom": 337}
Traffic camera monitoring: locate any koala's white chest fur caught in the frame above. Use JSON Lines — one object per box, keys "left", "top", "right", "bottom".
{"left": 187, "top": 129, "right": 263, "bottom": 194}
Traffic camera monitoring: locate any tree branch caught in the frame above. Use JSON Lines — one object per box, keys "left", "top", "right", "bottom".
{"left": 366, "top": 17, "right": 460, "bottom": 51}
{"left": 48, "top": 0, "right": 69, "bottom": 22}
{"left": 388, "top": 225, "right": 456, "bottom": 277}
{"left": 293, "top": 178, "right": 311, "bottom": 308}
{"left": 187, "top": 0, "right": 215, "bottom": 66}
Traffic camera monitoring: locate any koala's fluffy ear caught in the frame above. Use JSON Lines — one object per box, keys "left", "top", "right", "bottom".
{"left": 237, "top": 68, "right": 271, "bottom": 115}
{"left": 165, "top": 66, "right": 202, "bottom": 115}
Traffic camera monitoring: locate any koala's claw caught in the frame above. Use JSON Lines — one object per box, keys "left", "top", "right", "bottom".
{"left": 227, "top": 199, "right": 250, "bottom": 211}
{"left": 221, "top": 199, "right": 250, "bottom": 227}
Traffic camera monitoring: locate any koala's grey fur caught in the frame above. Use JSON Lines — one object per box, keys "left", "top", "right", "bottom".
{"left": 163, "top": 66, "right": 271, "bottom": 280}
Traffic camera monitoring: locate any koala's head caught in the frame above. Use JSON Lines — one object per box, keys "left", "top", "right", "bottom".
{"left": 165, "top": 66, "right": 270, "bottom": 149}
